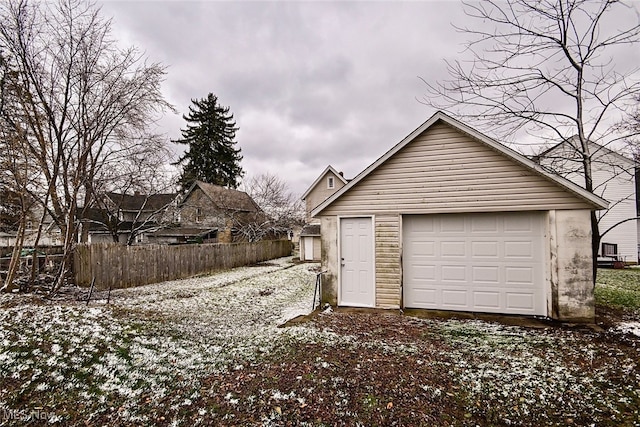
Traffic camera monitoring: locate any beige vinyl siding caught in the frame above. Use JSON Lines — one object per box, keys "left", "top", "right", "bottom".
{"left": 305, "top": 171, "right": 346, "bottom": 220}
{"left": 375, "top": 215, "right": 401, "bottom": 308}
{"left": 321, "top": 122, "right": 594, "bottom": 216}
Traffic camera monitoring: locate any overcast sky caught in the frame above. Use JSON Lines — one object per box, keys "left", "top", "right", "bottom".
{"left": 97, "top": 0, "right": 469, "bottom": 195}
{"left": 97, "top": 0, "right": 639, "bottom": 196}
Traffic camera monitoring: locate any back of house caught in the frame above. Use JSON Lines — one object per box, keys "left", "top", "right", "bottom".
{"left": 536, "top": 139, "right": 639, "bottom": 264}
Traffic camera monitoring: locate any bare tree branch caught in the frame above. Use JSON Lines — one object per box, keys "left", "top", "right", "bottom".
{"left": 0, "top": 0, "right": 173, "bottom": 292}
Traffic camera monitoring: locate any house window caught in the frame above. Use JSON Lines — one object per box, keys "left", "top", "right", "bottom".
{"left": 195, "top": 208, "right": 202, "bottom": 223}
{"left": 327, "top": 176, "right": 335, "bottom": 189}
{"left": 601, "top": 242, "right": 618, "bottom": 257}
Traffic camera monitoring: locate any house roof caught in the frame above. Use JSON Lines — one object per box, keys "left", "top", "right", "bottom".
{"left": 106, "top": 192, "right": 178, "bottom": 212}
{"left": 312, "top": 111, "right": 609, "bottom": 217}
{"left": 184, "top": 181, "right": 261, "bottom": 213}
{"left": 300, "top": 223, "right": 321, "bottom": 236}
{"left": 301, "top": 165, "right": 349, "bottom": 200}
{"left": 533, "top": 136, "right": 638, "bottom": 167}
{"left": 79, "top": 207, "right": 111, "bottom": 231}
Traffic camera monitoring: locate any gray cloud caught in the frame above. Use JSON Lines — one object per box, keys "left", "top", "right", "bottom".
{"left": 98, "top": 0, "right": 639, "bottom": 196}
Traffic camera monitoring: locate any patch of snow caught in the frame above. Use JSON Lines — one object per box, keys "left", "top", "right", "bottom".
{"left": 615, "top": 322, "right": 640, "bottom": 337}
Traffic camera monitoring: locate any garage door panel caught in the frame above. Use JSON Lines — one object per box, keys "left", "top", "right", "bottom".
{"left": 506, "top": 292, "right": 536, "bottom": 311}
{"left": 440, "top": 241, "right": 466, "bottom": 257}
{"left": 409, "top": 216, "right": 435, "bottom": 232}
{"left": 403, "top": 213, "right": 546, "bottom": 316}
{"left": 441, "top": 265, "right": 466, "bottom": 282}
{"left": 471, "top": 216, "right": 498, "bottom": 232}
{"left": 504, "top": 216, "right": 535, "bottom": 232}
{"left": 440, "top": 216, "right": 466, "bottom": 232}
{"left": 505, "top": 266, "right": 535, "bottom": 285}
{"left": 471, "top": 241, "right": 499, "bottom": 257}
{"left": 504, "top": 241, "right": 536, "bottom": 258}
{"left": 410, "top": 288, "right": 437, "bottom": 305}
{"left": 472, "top": 266, "right": 500, "bottom": 284}
{"left": 473, "top": 291, "right": 500, "bottom": 309}
{"left": 442, "top": 289, "right": 468, "bottom": 307}
{"left": 412, "top": 241, "right": 436, "bottom": 256}
{"left": 409, "top": 264, "right": 436, "bottom": 281}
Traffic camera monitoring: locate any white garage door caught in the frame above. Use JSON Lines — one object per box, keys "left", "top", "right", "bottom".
{"left": 403, "top": 212, "right": 546, "bottom": 316}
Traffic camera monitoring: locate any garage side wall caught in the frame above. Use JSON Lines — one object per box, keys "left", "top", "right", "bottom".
{"left": 551, "top": 209, "right": 595, "bottom": 322}
{"left": 320, "top": 216, "right": 339, "bottom": 305}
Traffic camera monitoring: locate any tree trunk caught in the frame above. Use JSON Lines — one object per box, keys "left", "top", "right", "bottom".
{"left": 591, "top": 211, "right": 600, "bottom": 285}
{"left": 27, "top": 205, "right": 49, "bottom": 290}
{"left": 1, "top": 219, "right": 26, "bottom": 292}
{"left": 50, "top": 208, "right": 77, "bottom": 295}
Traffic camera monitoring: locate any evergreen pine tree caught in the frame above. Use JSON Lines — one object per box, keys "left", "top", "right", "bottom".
{"left": 173, "top": 93, "right": 244, "bottom": 189}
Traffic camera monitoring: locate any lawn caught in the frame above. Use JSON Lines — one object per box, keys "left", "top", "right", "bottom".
{"left": 596, "top": 267, "right": 640, "bottom": 313}
{"left": 0, "top": 259, "right": 638, "bottom": 426}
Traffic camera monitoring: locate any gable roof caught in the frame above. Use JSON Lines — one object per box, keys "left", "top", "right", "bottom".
{"left": 300, "top": 223, "right": 321, "bottom": 236}
{"left": 534, "top": 137, "right": 638, "bottom": 168}
{"left": 301, "top": 165, "right": 348, "bottom": 200}
{"left": 183, "top": 181, "right": 261, "bottom": 213}
{"left": 312, "top": 111, "right": 608, "bottom": 217}
{"left": 105, "top": 192, "right": 178, "bottom": 212}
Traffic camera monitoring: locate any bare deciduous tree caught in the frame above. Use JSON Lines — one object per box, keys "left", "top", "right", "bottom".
{"left": 238, "top": 173, "right": 304, "bottom": 242}
{"left": 0, "top": 50, "right": 43, "bottom": 292}
{"left": 421, "top": 0, "right": 640, "bottom": 278}
{"left": 0, "top": 125, "right": 38, "bottom": 291}
{"left": 86, "top": 139, "right": 178, "bottom": 245}
{"left": 0, "top": 0, "right": 172, "bottom": 292}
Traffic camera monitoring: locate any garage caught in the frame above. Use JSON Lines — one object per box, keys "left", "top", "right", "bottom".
{"left": 403, "top": 212, "right": 546, "bottom": 316}
{"left": 311, "top": 111, "right": 608, "bottom": 322}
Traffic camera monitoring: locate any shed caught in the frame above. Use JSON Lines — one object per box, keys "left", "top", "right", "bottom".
{"left": 299, "top": 224, "right": 321, "bottom": 261}
{"left": 311, "top": 111, "right": 608, "bottom": 322}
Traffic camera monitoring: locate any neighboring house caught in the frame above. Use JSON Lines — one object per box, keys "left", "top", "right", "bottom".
{"left": 534, "top": 138, "right": 639, "bottom": 264}
{"left": 177, "top": 180, "right": 269, "bottom": 243}
{"left": 82, "top": 182, "right": 271, "bottom": 245}
{"left": 82, "top": 192, "right": 179, "bottom": 244}
{"left": 0, "top": 205, "right": 62, "bottom": 248}
{"left": 311, "top": 111, "right": 607, "bottom": 322}
{"left": 299, "top": 166, "right": 348, "bottom": 261}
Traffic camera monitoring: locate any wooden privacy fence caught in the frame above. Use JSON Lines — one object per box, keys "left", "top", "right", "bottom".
{"left": 74, "top": 240, "right": 292, "bottom": 290}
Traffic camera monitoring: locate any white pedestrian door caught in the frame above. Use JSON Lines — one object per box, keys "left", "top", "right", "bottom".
{"left": 303, "top": 237, "right": 314, "bottom": 261}
{"left": 340, "top": 217, "right": 374, "bottom": 307}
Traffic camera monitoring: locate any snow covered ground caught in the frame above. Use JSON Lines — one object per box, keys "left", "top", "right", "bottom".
{"left": 0, "top": 257, "right": 335, "bottom": 425}
{"left": 0, "top": 258, "right": 638, "bottom": 425}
